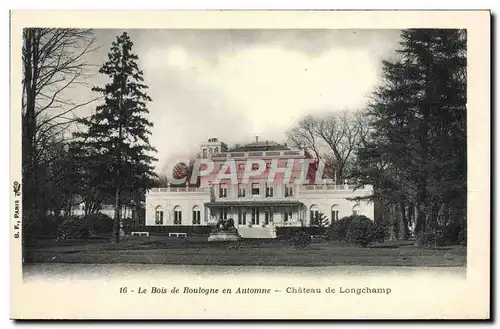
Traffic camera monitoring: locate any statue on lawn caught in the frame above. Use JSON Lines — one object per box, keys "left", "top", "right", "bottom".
{"left": 208, "top": 217, "right": 240, "bottom": 241}
{"left": 214, "top": 218, "right": 237, "bottom": 232}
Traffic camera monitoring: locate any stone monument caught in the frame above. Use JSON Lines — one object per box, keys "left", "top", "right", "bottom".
{"left": 208, "top": 218, "right": 240, "bottom": 242}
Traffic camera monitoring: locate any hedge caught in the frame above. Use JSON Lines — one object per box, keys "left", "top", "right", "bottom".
{"left": 145, "top": 225, "right": 213, "bottom": 236}
{"left": 275, "top": 227, "right": 327, "bottom": 240}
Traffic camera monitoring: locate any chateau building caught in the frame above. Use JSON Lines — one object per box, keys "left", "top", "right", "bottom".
{"left": 145, "top": 137, "right": 374, "bottom": 238}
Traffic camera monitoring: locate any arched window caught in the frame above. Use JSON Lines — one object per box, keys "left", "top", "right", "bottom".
{"left": 174, "top": 206, "right": 182, "bottom": 225}
{"left": 155, "top": 206, "right": 164, "bottom": 225}
{"left": 192, "top": 205, "right": 201, "bottom": 225}
{"left": 310, "top": 205, "right": 319, "bottom": 223}
{"left": 331, "top": 205, "right": 339, "bottom": 222}
{"left": 352, "top": 205, "right": 360, "bottom": 216}
{"left": 214, "top": 147, "right": 219, "bottom": 153}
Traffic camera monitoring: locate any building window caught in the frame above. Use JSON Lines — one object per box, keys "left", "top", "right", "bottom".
{"left": 202, "top": 149, "right": 207, "bottom": 158}
{"left": 284, "top": 210, "right": 292, "bottom": 223}
{"left": 331, "top": 205, "right": 339, "bottom": 221}
{"left": 219, "top": 208, "right": 228, "bottom": 220}
{"left": 238, "top": 211, "right": 247, "bottom": 225}
{"left": 353, "top": 205, "right": 360, "bottom": 216}
{"left": 192, "top": 206, "right": 201, "bottom": 225}
{"left": 265, "top": 184, "right": 273, "bottom": 197}
{"left": 252, "top": 183, "right": 260, "bottom": 196}
{"left": 219, "top": 184, "right": 227, "bottom": 198}
{"left": 285, "top": 184, "right": 293, "bottom": 197}
{"left": 173, "top": 206, "right": 182, "bottom": 225}
{"left": 251, "top": 207, "right": 260, "bottom": 225}
{"left": 214, "top": 147, "right": 219, "bottom": 153}
{"left": 155, "top": 206, "right": 164, "bottom": 225}
{"left": 238, "top": 184, "right": 246, "bottom": 197}
{"left": 310, "top": 205, "right": 319, "bottom": 224}
{"left": 264, "top": 211, "right": 273, "bottom": 225}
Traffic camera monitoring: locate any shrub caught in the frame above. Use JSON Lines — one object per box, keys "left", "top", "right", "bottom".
{"left": 345, "top": 215, "right": 377, "bottom": 247}
{"left": 458, "top": 220, "right": 467, "bottom": 246}
{"left": 145, "top": 226, "right": 212, "bottom": 236}
{"left": 121, "top": 217, "right": 141, "bottom": 234}
{"left": 83, "top": 213, "right": 114, "bottom": 235}
{"left": 24, "top": 214, "right": 66, "bottom": 238}
{"left": 57, "top": 213, "right": 114, "bottom": 239}
{"left": 58, "top": 216, "right": 91, "bottom": 239}
{"left": 326, "top": 216, "right": 353, "bottom": 241}
{"left": 443, "top": 216, "right": 467, "bottom": 245}
{"left": 371, "top": 223, "right": 387, "bottom": 243}
{"left": 276, "top": 227, "right": 327, "bottom": 239}
{"left": 418, "top": 215, "right": 467, "bottom": 247}
{"left": 310, "top": 212, "right": 330, "bottom": 228}
{"left": 288, "top": 231, "right": 312, "bottom": 248}
{"left": 419, "top": 230, "right": 447, "bottom": 247}
{"left": 327, "top": 215, "right": 381, "bottom": 247}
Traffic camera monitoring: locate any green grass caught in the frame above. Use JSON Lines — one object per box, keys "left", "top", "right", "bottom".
{"left": 23, "top": 235, "right": 466, "bottom": 267}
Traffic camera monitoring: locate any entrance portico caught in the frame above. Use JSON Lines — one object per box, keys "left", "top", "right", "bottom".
{"left": 205, "top": 200, "right": 305, "bottom": 227}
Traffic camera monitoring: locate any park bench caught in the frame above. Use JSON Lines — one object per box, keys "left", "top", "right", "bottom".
{"left": 131, "top": 231, "right": 150, "bottom": 237}
{"left": 168, "top": 232, "right": 187, "bottom": 238}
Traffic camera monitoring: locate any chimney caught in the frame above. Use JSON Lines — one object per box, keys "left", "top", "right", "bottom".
{"left": 255, "top": 136, "right": 259, "bottom": 143}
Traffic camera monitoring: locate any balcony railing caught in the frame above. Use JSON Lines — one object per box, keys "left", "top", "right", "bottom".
{"left": 151, "top": 184, "right": 371, "bottom": 194}
{"left": 208, "top": 150, "right": 305, "bottom": 159}
{"left": 303, "top": 184, "right": 369, "bottom": 191}
{"left": 150, "top": 187, "right": 210, "bottom": 193}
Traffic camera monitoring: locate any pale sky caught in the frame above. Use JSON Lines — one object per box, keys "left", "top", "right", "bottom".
{"left": 71, "top": 29, "right": 402, "bottom": 172}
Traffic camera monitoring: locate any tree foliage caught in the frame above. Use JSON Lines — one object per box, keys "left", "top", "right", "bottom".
{"left": 22, "top": 28, "right": 98, "bottom": 231}
{"left": 74, "top": 32, "right": 157, "bottom": 242}
{"left": 352, "top": 29, "right": 467, "bottom": 245}
{"left": 310, "top": 211, "right": 330, "bottom": 228}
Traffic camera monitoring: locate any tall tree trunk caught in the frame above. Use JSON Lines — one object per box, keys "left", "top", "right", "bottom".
{"left": 114, "top": 185, "right": 121, "bottom": 243}
{"left": 388, "top": 204, "right": 397, "bottom": 241}
{"left": 399, "top": 200, "right": 409, "bottom": 240}
{"left": 414, "top": 202, "right": 426, "bottom": 246}
{"left": 114, "top": 121, "right": 123, "bottom": 243}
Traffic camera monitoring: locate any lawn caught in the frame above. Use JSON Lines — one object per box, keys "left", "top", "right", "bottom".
{"left": 23, "top": 235, "right": 467, "bottom": 267}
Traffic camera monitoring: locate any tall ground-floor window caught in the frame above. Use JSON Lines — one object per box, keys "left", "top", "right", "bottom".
{"left": 238, "top": 210, "right": 247, "bottom": 225}
{"left": 284, "top": 210, "right": 292, "bottom": 223}
{"left": 219, "top": 207, "right": 228, "bottom": 220}
{"left": 174, "top": 206, "right": 182, "bottom": 225}
{"left": 352, "top": 205, "right": 360, "bottom": 216}
{"left": 264, "top": 210, "right": 273, "bottom": 225}
{"left": 310, "top": 205, "right": 319, "bottom": 224}
{"left": 331, "top": 205, "right": 339, "bottom": 222}
{"left": 251, "top": 207, "right": 260, "bottom": 225}
{"left": 155, "top": 206, "right": 164, "bottom": 225}
{"left": 192, "top": 205, "right": 201, "bottom": 225}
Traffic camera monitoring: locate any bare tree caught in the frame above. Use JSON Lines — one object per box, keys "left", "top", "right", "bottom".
{"left": 286, "top": 110, "right": 370, "bottom": 183}
{"left": 286, "top": 115, "right": 321, "bottom": 160}
{"left": 22, "top": 28, "right": 99, "bottom": 222}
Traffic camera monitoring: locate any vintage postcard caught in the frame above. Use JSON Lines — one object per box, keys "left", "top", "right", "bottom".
{"left": 10, "top": 10, "right": 490, "bottom": 319}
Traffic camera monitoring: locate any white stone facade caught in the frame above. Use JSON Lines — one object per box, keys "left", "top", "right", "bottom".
{"left": 146, "top": 183, "right": 374, "bottom": 228}
{"left": 145, "top": 138, "right": 375, "bottom": 234}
